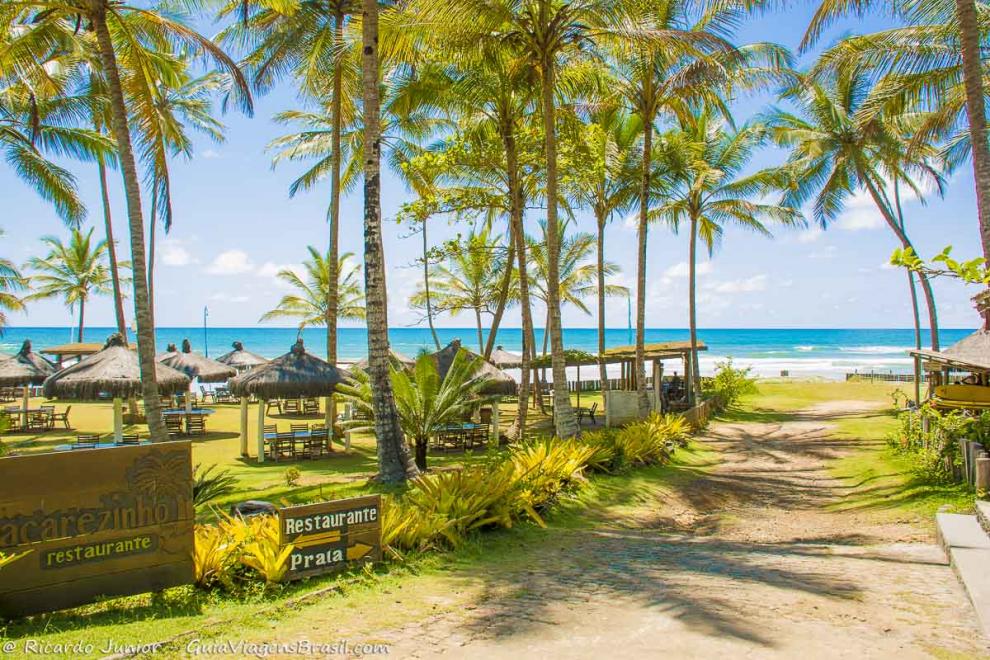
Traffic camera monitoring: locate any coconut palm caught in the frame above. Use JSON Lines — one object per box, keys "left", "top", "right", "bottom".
{"left": 0, "top": 231, "right": 27, "bottom": 334}
{"left": 411, "top": 228, "right": 512, "bottom": 354}
{"left": 6, "top": 0, "right": 252, "bottom": 442}
{"left": 803, "top": 0, "right": 990, "bottom": 267}
{"left": 766, "top": 70, "right": 945, "bottom": 349}
{"left": 259, "top": 249, "right": 365, "bottom": 328}
{"left": 564, "top": 108, "right": 640, "bottom": 394}
{"left": 25, "top": 228, "right": 124, "bottom": 342}
{"left": 654, "top": 114, "right": 802, "bottom": 401}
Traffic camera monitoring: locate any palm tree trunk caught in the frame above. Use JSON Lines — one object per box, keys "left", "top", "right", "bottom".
{"left": 98, "top": 155, "right": 127, "bottom": 338}
{"left": 475, "top": 307, "right": 485, "bottom": 354}
{"left": 421, "top": 219, "right": 441, "bottom": 350}
{"left": 503, "top": 126, "right": 531, "bottom": 440}
{"left": 483, "top": 236, "right": 515, "bottom": 359}
{"left": 689, "top": 215, "right": 701, "bottom": 404}
{"left": 147, "top": 189, "right": 157, "bottom": 338}
{"left": 542, "top": 308, "right": 550, "bottom": 356}
{"left": 539, "top": 46, "right": 577, "bottom": 438}
{"left": 90, "top": 1, "right": 165, "bottom": 442}
{"left": 955, "top": 0, "right": 990, "bottom": 263}
{"left": 362, "top": 0, "right": 418, "bottom": 482}
{"left": 596, "top": 214, "right": 608, "bottom": 396}
{"left": 326, "top": 11, "right": 345, "bottom": 428}
{"left": 77, "top": 297, "right": 85, "bottom": 343}
{"left": 862, "top": 174, "right": 940, "bottom": 350}
{"left": 895, "top": 180, "right": 923, "bottom": 402}
{"left": 635, "top": 116, "right": 653, "bottom": 416}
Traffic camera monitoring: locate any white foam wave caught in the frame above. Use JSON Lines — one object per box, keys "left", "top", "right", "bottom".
{"left": 837, "top": 345, "right": 914, "bottom": 354}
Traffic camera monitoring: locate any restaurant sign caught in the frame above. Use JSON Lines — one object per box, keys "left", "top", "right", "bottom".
{"left": 0, "top": 443, "right": 195, "bottom": 617}
{"left": 279, "top": 495, "right": 382, "bottom": 580}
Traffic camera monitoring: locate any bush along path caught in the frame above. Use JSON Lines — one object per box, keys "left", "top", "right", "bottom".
{"left": 179, "top": 396, "right": 988, "bottom": 658}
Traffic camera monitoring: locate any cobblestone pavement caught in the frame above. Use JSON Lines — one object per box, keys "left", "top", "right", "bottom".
{"left": 371, "top": 402, "right": 989, "bottom": 658}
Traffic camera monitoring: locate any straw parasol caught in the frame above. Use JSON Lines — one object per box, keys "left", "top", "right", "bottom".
{"left": 159, "top": 339, "right": 237, "bottom": 383}
{"left": 490, "top": 345, "right": 523, "bottom": 369}
{"left": 353, "top": 349, "right": 416, "bottom": 373}
{"left": 429, "top": 339, "right": 517, "bottom": 396}
{"left": 44, "top": 334, "right": 190, "bottom": 441}
{"left": 0, "top": 340, "right": 57, "bottom": 429}
{"left": 228, "top": 338, "right": 348, "bottom": 462}
{"left": 216, "top": 340, "right": 269, "bottom": 371}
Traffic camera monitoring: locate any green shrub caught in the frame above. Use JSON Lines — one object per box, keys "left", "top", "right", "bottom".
{"left": 703, "top": 359, "right": 758, "bottom": 411}
{"left": 283, "top": 466, "right": 301, "bottom": 487}
{"left": 889, "top": 404, "right": 970, "bottom": 485}
{"left": 193, "top": 464, "right": 239, "bottom": 506}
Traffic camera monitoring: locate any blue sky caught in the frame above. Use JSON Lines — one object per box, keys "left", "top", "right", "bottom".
{"left": 3, "top": 3, "right": 985, "bottom": 331}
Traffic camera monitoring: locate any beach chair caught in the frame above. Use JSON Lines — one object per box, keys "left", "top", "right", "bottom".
{"left": 577, "top": 402, "right": 598, "bottom": 425}
{"left": 272, "top": 432, "right": 296, "bottom": 462}
{"left": 164, "top": 415, "right": 184, "bottom": 437}
{"left": 283, "top": 399, "right": 301, "bottom": 415}
{"left": 265, "top": 399, "right": 283, "bottom": 415}
{"left": 306, "top": 428, "right": 328, "bottom": 458}
{"left": 74, "top": 434, "right": 100, "bottom": 449}
{"left": 303, "top": 398, "right": 320, "bottom": 415}
{"left": 186, "top": 414, "right": 207, "bottom": 436}
{"left": 290, "top": 423, "right": 309, "bottom": 434}
{"left": 199, "top": 386, "right": 214, "bottom": 404}
{"left": 50, "top": 405, "right": 71, "bottom": 429}
{"left": 27, "top": 410, "right": 49, "bottom": 433}
{"left": 120, "top": 434, "right": 141, "bottom": 445}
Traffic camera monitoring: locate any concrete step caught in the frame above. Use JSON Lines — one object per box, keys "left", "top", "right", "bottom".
{"left": 937, "top": 512, "right": 990, "bottom": 637}
{"left": 975, "top": 500, "right": 990, "bottom": 536}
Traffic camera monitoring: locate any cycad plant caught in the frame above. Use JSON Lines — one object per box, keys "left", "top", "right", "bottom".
{"left": 391, "top": 350, "right": 495, "bottom": 471}
{"left": 26, "top": 228, "right": 123, "bottom": 342}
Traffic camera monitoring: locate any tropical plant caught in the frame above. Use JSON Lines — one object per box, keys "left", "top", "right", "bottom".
{"left": 260, "top": 248, "right": 365, "bottom": 329}
{"left": 238, "top": 514, "right": 294, "bottom": 584}
{"left": 192, "top": 523, "right": 241, "bottom": 589}
{"left": 0, "top": 232, "right": 28, "bottom": 334}
{"left": 411, "top": 228, "right": 511, "bottom": 354}
{"left": 192, "top": 464, "right": 239, "bottom": 506}
{"left": 5, "top": 0, "right": 252, "bottom": 443}
{"left": 390, "top": 349, "right": 495, "bottom": 471}
{"left": 703, "top": 358, "right": 758, "bottom": 411}
{"left": 655, "top": 114, "right": 801, "bottom": 400}
{"left": 766, "top": 70, "right": 945, "bottom": 350}
{"left": 26, "top": 228, "right": 121, "bottom": 342}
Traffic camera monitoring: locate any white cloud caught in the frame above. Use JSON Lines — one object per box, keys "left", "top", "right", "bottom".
{"left": 834, "top": 190, "right": 884, "bottom": 231}
{"left": 206, "top": 250, "right": 254, "bottom": 275}
{"left": 796, "top": 227, "right": 823, "bottom": 243}
{"left": 808, "top": 245, "right": 837, "bottom": 259}
{"left": 257, "top": 261, "right": 285, "bottom": 278}
{"left": 201, "top": 149, "right": 221, "bottom": 159}
{"left": 622, "top": 212, "right": 638, "bottom": 231}
{"left": 707, "top": 274, "right": 768, "bottom": 294}
{"left": 662, "top": 261, "right": 714, "bottom": 279}
{"left": 160, "top": 239, "right": 193, "bottom": 267}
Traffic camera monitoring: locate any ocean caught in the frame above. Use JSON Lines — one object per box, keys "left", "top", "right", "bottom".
{"left": 0, "top": 326, "right": 973, "bottom": 380}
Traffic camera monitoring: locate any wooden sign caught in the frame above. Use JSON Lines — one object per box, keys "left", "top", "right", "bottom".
{"left": 279, "top": 495, "right": 382, "bottom": 580}
{"left": 0, "top": 443, "right": 194, "bottom": 617}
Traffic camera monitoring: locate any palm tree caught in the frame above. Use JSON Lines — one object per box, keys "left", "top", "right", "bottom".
{"left": 411, "top": 228, "right": 510, "bottom": 354}
{"left": 26, "top": 228, "right": 120, "bottom": 342}
{"left": 564, "top": 108, "right": 640, "bottom": 396}
{"left": 8, "top": 0, "right": 252, "bottom": 442}
{"left": 0, "top": 231, "right": 27, "bottom": 334}
{"left": 260, "top": 249, "right": 365, "bottom": 328}
{"left": 803, "top": 0, "right": 990, "bottom": 267}
{"left": 362, "top": 0, "right": 418, "bottom": 482}
{"left": 766, "top": 70, "right": 945, "bottom": 350}
{"left": 654, "top": 114, "right": 802, "bottom": 401}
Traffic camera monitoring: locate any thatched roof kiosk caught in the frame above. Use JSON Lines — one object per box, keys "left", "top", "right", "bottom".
{"left": 228, "top": 339, "right": 347, "bottom": 462}
{"left": 43, "top": 334, "right": 190, "bottom": 441}
{"left": 159, "top": 339, "right": 237, "bottom": 383}
{"left": 216, "top": 341, "right": 269, "bottom": 371}
{"left": 0, "top": 340, "right": 56, "bottom": 387}
{"left": 490, "top": 345, "right": 523, "bottom": 369}
{"left": 429, "top": 339, "right": 517, "bottom": 396}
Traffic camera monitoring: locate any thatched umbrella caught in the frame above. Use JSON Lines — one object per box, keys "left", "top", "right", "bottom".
{"left": 0, "top": 340, "right": 57, "bottom": 429}
{"left": 353, "top": 349, "right": 416, "bottom": 373}
{"left": 228, "top": 338, "right": 348, "bottom": 462}
{"left": 216, "top": 340, "right": 269, "bottom": 371}
{"left": 490, "top": 345, "right": 523, "bottom": 369}
{"left": 429, "top": 340, "right": 517, "bottom": 443}
{"left": 44, "top": 334, "right": 190, "bottom": 442}
{"left": 159, "top": 339, "right": 237, "bottom": 413}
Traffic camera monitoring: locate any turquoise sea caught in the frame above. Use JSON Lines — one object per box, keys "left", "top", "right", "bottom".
{"left": 0, "top": 326, "right": 974, "bottom": 380}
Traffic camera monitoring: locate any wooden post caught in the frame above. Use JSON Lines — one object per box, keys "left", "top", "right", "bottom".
{"left": 257, "top": 398, "right": 266, "bottom": 464}
{"left": 240, "top": 397, "right": 249, "bottom": 457}
{"left": 977, "top": 457, "right": 990, "bottom": 493}
{"left": 113, "top": 397, "right": 123, "bottom": 443}
{"left": 576, "top": 363, "right": 581, "bottom": 409}
{"left": 492, "top": 396, "right": 501, "bottom": 444}
{"left": 185, "top": 384, "right": 193, "bottom": 414}
{"left": 21, "top": 385, "right": 29, "bottom": 431}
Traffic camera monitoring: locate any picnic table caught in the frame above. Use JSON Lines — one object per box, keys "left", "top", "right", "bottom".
{"left": 262, "top": 430, "right": 331, "bottom": 461}
{"left": 3, "top": 406, "right": 53, "bottom": 432}
{"left": 432, "top": 422, "right": 489, "bottom": 453}
{"left": 162, "top": 407, "right": 216, "bottom": 416}
{"left": 54, "top": 441, "right": 151, "bottom": 452}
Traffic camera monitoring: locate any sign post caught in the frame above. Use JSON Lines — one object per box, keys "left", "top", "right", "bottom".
{"left": 278, "top": 495, "right": 382, "bottom": 580}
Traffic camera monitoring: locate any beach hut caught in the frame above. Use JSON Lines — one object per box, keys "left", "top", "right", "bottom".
{"left": 530, "top": 349, "right": 598, "bottom": 410}
{"left": 429, "top": 339, "right": 517, "bottom": 442}
{"left": 43, "top": 334, "right": 190, "bottom": 442}
{"left": 490, "top": 345, "right": 523, "bottom": 369}
{"left": 0, "top": 340, "right": 57, "bottom": 429}
{"left": 216, "top": 340, "right": 269, "bottom": 372}
{"left": 159, "top": 339, "right": 237, "bottom": 412}
{"left": 227, "top": 338, "right": 347, "bottom": 462}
